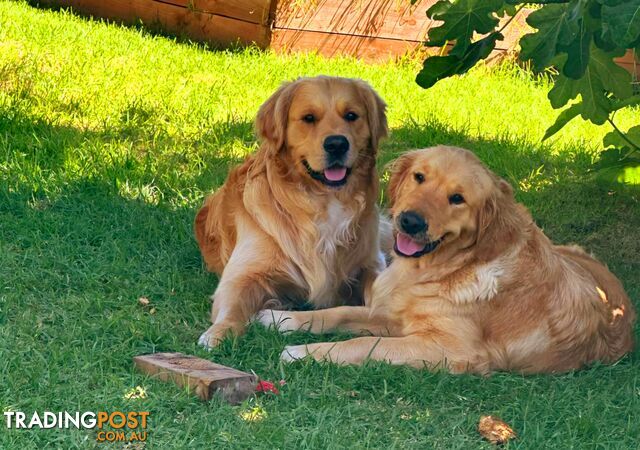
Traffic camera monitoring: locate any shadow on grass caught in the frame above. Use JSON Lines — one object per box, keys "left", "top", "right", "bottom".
{"left": 1, "top": 112, "right": 639, "bottom": 449}
{"left": 0, "top": 102, "right": 253, "bottom": 205}
{"left": 1, "top": 111, "right": 638, "bottom": 361}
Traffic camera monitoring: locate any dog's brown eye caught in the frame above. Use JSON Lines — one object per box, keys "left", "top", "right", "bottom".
{"left": 414, "top": 172, "right": 425, "bottom": 184}
{"left": 344, "top": 111, "right": 359, "bottom": 122}
{"left": 302, "top": 114, "right": 315, "bottom": 124}
{"left": 449, "top": 193, "right": 465, "bottom": 205}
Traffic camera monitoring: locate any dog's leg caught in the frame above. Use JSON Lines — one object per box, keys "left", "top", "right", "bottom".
{"left": 256, "top": 306, "right": 398, "bottom": 336}
{"left": 280, "top": 335, "right": 485, "bottom": 374}
{"left": 198, "top": 276, "right": 273, "bottom": 349}
{"left": 361, "top": 266, "right": 381, "bottom": 306}
{"left": 198, "top": 228, "right": 277, "bottom": 349}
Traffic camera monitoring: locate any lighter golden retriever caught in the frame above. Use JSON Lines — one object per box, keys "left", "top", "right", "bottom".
{"left": 195, "top": 76, "right": 388, "bottom": 348}
{"left": 258, "top": 146, "right": 636, "bottom": 374}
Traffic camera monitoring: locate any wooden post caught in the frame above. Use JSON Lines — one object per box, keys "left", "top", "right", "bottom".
{"left": 133, "top": 352, "right": 257, "bottom": 404}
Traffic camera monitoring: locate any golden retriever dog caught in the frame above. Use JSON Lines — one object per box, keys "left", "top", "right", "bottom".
{"left": 258, "top": 146, "right": 636, "bottom": 374}
{"left": 195, "top": 76, "right": 388, "bottom": 348}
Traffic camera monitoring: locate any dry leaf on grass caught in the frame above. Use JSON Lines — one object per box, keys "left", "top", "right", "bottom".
{"left": 478, "top": 415, "right": 516, "bottom": 444}
{"left": 239, "top": 405, "right": 267, "bottom": 422}
{"left": 124, "top": 386, "right": 147, "bottom": 400}
{"left": 138, "top": 297, "right": 150, "bottom": 306}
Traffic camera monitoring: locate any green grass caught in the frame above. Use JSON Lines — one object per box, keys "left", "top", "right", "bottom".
{"left": 1, "top": 1, "right": 639, "bottom": 448}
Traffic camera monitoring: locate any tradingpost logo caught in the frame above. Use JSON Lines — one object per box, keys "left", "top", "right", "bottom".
{"left": 4, "top": 411, "right": 150, "bottom": 443}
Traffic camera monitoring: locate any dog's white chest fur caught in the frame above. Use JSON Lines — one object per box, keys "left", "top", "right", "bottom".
{"left": 301, "top": 197, "right": 356, "bottom": 306}
{"left": 316, "top": 198, "right": 354, "bottom": 256}
{"left": 449, "top": 262, "right": 504, "bottom": 304}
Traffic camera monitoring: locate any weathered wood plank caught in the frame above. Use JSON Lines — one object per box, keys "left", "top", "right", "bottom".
{"left": 275, "top": 0, "right": 438, "bottom": 41}
{"left": 142, "top": 0, "right": 271, "bottom": 47}
{"left": 41, "top": 0, "right": 271, "bottom": 48}
{"left": 271, "top": 28, "right": 526, "bottom": 62}
{"left": 133, "top": 352, "right": 257, "bottom": 404}
{"left": 271, "top": 28, "right": 425, "bottom": 61}
{"left": 274, "top": 2, "right": 531, "bottom": 60}
{"left": 155, "top": 0, "right": 273, "bottom": 25}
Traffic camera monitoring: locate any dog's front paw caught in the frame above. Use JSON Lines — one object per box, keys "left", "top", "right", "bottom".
{"left": 254, "top": 309, "right": 300, "bottom": 333}
{"left": 280, "top": 345, "right": 309, "bottom": 362}
{"left": 198, "top": 324, "right": 232, "bottom": 349}
{"left": 197, "top": 327, "right": 218, "bottom": 350}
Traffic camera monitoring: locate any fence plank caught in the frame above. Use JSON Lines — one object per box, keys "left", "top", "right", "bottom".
{"left": 271, "top": 28, "right": 425, "bottom": 61}
{"left": 275, "top": 0, "right": 437, "bottom": 41}
{"left": 41, "top": 0, "right": 271, "bottom": 47}
{"left": 157, "top": 0, "right": 273, "bottom": 25}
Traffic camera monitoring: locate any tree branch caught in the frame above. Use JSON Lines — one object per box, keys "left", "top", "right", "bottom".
{"left": 497, "top": 5, "right": 526, "bottom": 35}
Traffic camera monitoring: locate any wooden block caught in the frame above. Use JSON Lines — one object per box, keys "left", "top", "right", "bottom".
{"left": 133, "top": 352, "right": 257, "bottom": 404}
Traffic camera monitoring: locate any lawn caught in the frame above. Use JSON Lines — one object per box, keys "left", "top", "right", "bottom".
{"left": 1, "top": 1, "right": 639, "bottom": 448}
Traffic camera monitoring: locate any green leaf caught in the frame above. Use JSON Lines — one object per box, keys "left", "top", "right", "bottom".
{"left": 497, "top": 4, "right": 517, "bottom": 17}
{"left": 594, "top": 164, "right": 640, "bottom": 185}
{"left": 595, "top": 125, "right": 640, "bottom": 184}
{"left": 561, "top": 30, "right": 592, "bottom": 79}
{"left": 611, "top": 94, "right": 640, "bottom": 111}
{"left": 426, "top": 0, "right": 503, "bottom": 53}
{"left": 589, "top": 45, "right": 633, "bottom": 99}
{"left": 592, "top": 147, "right": 640, "bottom": 185}
{"left": 542, "top": 103, "right": 583, "bottom": 140}
{"left": 601, "top": 0, "right": 640, "bottom": 47}
{"left": 519, "top": 2, "right": 581, "bottom": 71}
{"left": 426, "top": 0, "right": 451, "bottom": 18}
{"left": 416, "top": 33, "right": 502, "bottom": 89}
{"left": 596, "top": 0, "right": 627, "bottom": 7}
{"left": 415, "top": 55, "right": 462, "bottom": 88}
{"left": 548, "top": 70, "right": 579, "bottom": 108}
{"left": 457, "top": 32, "right": 502, "bottom": 71}
{"left": 594, "top": 148, "right": 640, "bottom": 169}
{"left": 547, "top": 44, "right": 632, "bottom": 123}
{"left": 603, "top": 125, "right": 640, "bottom": 149}
{"left": 594, "top": 28, "right": 618, "bottom": 51}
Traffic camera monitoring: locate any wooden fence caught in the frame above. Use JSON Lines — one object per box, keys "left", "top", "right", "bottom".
{"left": 39, "top": 0, "right": 275, "bottom": 48}
{"left": 39, "top": 0, "right": 638, "bottom": 75}
{"left": 271, "top": 0, "right": 531, "bottom": 61}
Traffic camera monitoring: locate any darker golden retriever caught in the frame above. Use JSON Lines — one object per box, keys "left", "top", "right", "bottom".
{"left": 195, "top": 76, "right": 388, "bottom": 348}
{"left": 259, "top": 146, "right": 635, "bottom": 374}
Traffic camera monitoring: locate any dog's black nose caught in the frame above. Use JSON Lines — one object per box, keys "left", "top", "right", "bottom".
{"left": 399, "top": 211, "right": 427, "bottom": 235}
{"left": 323, "top": 135, "right": 349, "bottom": 155}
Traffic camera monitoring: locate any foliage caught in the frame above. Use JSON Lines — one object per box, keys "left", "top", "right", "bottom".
{"left": 416, "top": 0, "right": 640, "bottom": 183}
{"left": 2, "top": 2, "right": 640, "bottom": 449}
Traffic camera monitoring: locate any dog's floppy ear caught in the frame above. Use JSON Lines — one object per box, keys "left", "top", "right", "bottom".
{"left": 355, "top": 80, "right": 388, "bottom": 151}
{"left": 386, "top": 151, "right": 416, "bottom": 207}
{"left": 256, "top": 80, "right": 298, "bottom": 153}
{"left": 476, "top": 175, "right": 519, "bottom": 261}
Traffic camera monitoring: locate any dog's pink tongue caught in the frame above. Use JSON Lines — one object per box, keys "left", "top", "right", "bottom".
{"left": 396, "top": 233, "right": 424, "bottom": 256}
{"left": 324, "top": 166, "right": 347, "bottom": 182}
